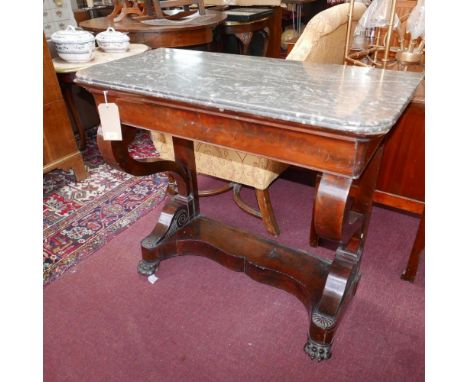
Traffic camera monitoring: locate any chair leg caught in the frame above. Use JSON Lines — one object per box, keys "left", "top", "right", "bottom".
{"left": 199, "top": 182, "right": 234, "bottom": 197}
{"left": 401, "top": 210, "right": 425, "bottom": 282}
{"left": 255, "top": 188, "right": 280, "bottom": 237}
{"left": 167, "top": 172, "right": 233, "bottom": 197}
{"left": 232, "top": 184, "right": 280, "bottom": 237}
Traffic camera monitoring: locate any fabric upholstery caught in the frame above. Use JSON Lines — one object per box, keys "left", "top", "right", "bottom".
{"left": 152, "top": 132, "right": 287, "bottom": 189}
{"left": 287, "top": 3, "right": 367, "bottom": 63}
{"left": 151, "top": 3, "right": 367, "bottom": 190}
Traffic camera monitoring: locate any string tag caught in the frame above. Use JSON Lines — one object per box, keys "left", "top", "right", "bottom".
{"left": 98, "top": 90, "right": 122, "bottom": 141}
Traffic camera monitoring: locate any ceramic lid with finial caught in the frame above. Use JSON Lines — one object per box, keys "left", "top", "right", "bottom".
{"left": 96, "top": 27, "right": 130, "bottom": 44}
{"left": 51, "top": 25, "right": 95, "bottom": 44}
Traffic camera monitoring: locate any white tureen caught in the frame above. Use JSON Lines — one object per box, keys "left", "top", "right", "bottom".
{"left": 96, "top": 27, "right": 130, "bottom": 53}
{"left": 51, "top": 25, "right": 95, "bottom": 63}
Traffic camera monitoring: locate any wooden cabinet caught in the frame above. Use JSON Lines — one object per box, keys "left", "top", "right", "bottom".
{"left": 374, "top": 94, "right": 425, "bottom": 215}
{"left": 374, "top": 85, "right": 425, "bottom": 282}
{"left": 43, "top": 34, "right": 87, "bottom": 181}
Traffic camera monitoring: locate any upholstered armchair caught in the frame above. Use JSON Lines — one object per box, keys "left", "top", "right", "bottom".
{"left": 287, "top": 2, "right": 366, "bottom": 62}
{"left": 151, "top": 2, "right": 367, "bottom": 236}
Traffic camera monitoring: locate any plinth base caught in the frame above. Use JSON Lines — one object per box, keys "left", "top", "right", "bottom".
{"left": 139, "top": 213, "right": 359, "bottom": 361}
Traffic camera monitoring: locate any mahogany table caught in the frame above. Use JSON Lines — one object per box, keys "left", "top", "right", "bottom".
{"left": 79, "top": 10, "right": 226, "bottom": 49}
{"left": 75, "top": 49, "right": 422, "bottom": 361}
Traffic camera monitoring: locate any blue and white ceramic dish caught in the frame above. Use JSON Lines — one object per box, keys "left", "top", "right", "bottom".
{"left": 51, "top": 25, "right": 95, "bottom": 63}
{"left": 95, "top": 27, "right": 130, "bottom": 53}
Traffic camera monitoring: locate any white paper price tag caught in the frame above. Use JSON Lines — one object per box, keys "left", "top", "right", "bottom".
{"left": 98, "top": 102, "right": 122, "bottom": 141}
{"left": 148, "top": 274, "right": 159, "bottom": 284}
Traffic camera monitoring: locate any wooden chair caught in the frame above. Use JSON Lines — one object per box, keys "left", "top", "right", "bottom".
{"left": 151, "top": 2, "right": 367, "bottom": 237}
{"left": 139, "top": 0, "right": 205, "bottom": 20}
{"left": 108, "top": 1, "right": 143, "bottom": 22}
{"left": 149, "top": 0, "right": 205, "bottom": 19}
{"left": 109, "top": 0, "right": 205, "bottom": 22}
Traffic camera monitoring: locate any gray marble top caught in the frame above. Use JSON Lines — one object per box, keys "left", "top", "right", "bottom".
{"left": 75, "top": 48, "right": 423, "bottom": 135}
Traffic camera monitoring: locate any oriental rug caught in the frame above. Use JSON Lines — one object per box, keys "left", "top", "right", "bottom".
{"left": 43, "top": 127, "right": 167, "bottom": 286}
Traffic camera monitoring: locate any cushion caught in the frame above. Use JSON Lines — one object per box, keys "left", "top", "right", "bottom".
{"left": 151, "top": 132, "right": 288, "bottom": 190}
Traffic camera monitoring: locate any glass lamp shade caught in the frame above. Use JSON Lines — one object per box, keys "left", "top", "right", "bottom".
{"left": 354, "top": 0, "right": 400, "bottom": 37}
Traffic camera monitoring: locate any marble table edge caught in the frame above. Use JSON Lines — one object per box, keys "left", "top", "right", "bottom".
{"left": 74, "top": 76, "right": 414, "bottom": 135}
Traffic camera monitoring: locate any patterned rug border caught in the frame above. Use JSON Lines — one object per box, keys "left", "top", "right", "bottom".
{"left": 43, "top": 127, "right": 167, "bottom": 286}
{"left": 44, "top": 171, "right": 150, "bottom": 237}
{"left": 43, "top": 188, "right": 167, "bottom": 286}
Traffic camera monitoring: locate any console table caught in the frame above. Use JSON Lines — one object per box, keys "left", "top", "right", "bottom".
{"left": 75, "top": 49, "right": 422, "bottom": 361}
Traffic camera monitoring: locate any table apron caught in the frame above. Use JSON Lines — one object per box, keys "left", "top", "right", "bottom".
{"left": 90, "top": 91, "right": 384, "bottom": 179}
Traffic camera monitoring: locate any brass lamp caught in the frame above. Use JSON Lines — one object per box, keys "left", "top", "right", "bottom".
{"left": 344, "top": 0, "right": 425, "bottom": 70}
{"left": 395, "top": 0, "right": 425, "bottom": 66}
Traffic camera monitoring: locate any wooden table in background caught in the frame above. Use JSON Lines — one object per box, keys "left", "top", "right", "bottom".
{"left": 79, "top": 11, "right": 226, "bottom": 50}
{"left": 53, "top": 44, "right": 150, "bottom": 150}
{"left": 80, "top": 8, "right": 283, "bottom": 58}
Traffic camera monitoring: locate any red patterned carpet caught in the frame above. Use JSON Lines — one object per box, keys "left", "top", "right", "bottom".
{"left": 43, "top": 127, "right": 168, "bottom": 285}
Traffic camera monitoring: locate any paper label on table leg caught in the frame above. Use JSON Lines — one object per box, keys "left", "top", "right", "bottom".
{"left": 148, "top": 274, "right": 159, "bottom": 284}
{"left": 98, "top": 103, "right": 122, "bottom": 141}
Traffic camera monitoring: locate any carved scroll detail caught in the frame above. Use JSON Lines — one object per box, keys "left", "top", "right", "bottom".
{"left": 142, "top": 197, "right": 190, "bottom": 248}
{"left": 138, "top": 197, "right": 191, "bottom": 276}
{"left": 312, "top": 308, "right": 336, "bottom": 330}
{"left": 165, "top": 205, "right": 190, "bottom": 238}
